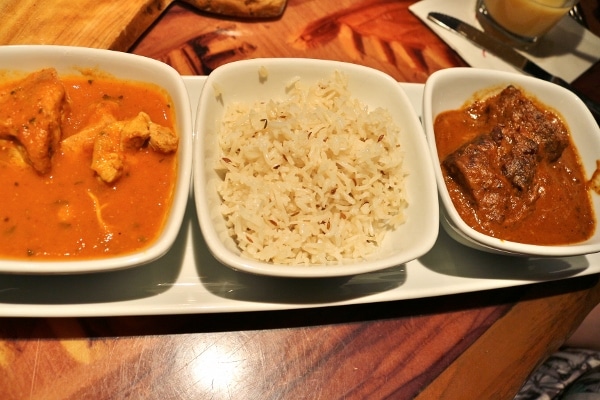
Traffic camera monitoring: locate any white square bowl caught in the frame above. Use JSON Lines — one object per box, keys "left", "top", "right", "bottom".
{"left": 423, "top": 67, "right": 600, "bottom": 257}
{"left": 194, "top": 58, "right": 439, "bottom": 278}
{"left": 0, "top": 45, "right": 193, "bottom": 274}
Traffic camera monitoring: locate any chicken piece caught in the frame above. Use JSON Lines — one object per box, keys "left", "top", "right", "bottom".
{"left": 149, "top": 122, "right": 178, "bottom": 153}
{"left": 61, "top": 101, "right": 119, "bottom": 154}
{"left": 119, "top": 112, "right": 178, "bottom": 152}
{"left": 91, "top": 121, "right": 124, "bottom": 183}
{"left": 120, "top": 112, "right": 151, "bottom": 150}
{"left": 88, "top": 111, "right": 177, "bottom": 183}
{"left": 0, "top": 68, "right": 67, "bottom": 174}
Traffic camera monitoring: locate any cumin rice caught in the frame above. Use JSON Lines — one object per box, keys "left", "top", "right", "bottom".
{"left": 217, "top": 71, "right": 408, "bottom": 265}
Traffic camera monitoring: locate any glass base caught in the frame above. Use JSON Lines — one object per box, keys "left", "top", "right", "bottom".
{"left": 476, "top": 0, "right": 540, "bottom": 50}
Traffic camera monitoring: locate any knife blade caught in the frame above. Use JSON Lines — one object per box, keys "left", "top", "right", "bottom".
{"left": 427, "top": 12, "right": 600, "bottom": 122}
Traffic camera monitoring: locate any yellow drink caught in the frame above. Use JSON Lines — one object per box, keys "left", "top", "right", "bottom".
{"left": 483, "top": 0, "right": 575, "bottom": 38}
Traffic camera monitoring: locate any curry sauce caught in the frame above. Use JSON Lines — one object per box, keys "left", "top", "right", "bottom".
{"left": 0, "top": 70, "right": 178, "bottom": 259}
{"left": 435, "top": 85, "right": 595, "bottom": 245}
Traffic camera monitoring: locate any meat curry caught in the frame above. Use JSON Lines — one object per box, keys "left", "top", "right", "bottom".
{"left": 435, "top": 85, "right": 595, "bottom": 245}
{"left": 0, "top": 68, "right": 178, "bottom": 259}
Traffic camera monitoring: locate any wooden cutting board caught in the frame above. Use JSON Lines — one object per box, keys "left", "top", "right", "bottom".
{"left": 0, "top": 0, "right": 286, "bottom": 51}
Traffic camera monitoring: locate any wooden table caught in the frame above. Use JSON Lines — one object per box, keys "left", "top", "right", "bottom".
{"left": 1, "top": 1, "right": 600, "bottom": 399}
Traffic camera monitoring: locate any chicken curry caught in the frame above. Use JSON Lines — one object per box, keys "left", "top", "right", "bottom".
{"left": 435, "top": 85, "right": 595, "bottom": 245}
{"left": 0, "top": 68, "right": 178, "bottom": 259}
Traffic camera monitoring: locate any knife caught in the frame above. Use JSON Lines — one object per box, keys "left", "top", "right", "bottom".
{"left": 427, "top": 12, "right": 600, "bottom": 122}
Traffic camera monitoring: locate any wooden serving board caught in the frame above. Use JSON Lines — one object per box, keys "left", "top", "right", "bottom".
{"left": 0, "top": 0, "right": 286, "bottom": 51}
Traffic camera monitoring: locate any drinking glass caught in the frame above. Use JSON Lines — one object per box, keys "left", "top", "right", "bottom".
{"left": 476, "top": 0, "right": 579, "bottom": 48}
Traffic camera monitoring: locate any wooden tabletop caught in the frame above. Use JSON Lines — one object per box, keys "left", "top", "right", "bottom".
{"left": 1, "top": 1, "right": 600, "bottom": 399}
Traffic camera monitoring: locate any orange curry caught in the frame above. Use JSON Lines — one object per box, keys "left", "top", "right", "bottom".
{"left": 0, "top": 68, "right": 178, "bottom": 259}
{"left": 435, "top": 85, "right": 595, "bottom": 245}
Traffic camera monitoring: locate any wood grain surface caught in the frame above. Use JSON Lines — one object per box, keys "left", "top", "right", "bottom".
{"left": 0, "top": 0, "right": 599, "bottom": 399}
{"left": 131, "top": 0, "right": 466, "bottom": 83}
{"left": 1, "top": 277, "right": 598, "bottom": 399}
{"left": 0, "top": 0, "right": 286, "bottom": 51}
{"left": 415, "top": 275, "right": 600, "bottom": 400}
{"left": 0, "top": 289, "right": 522, "bottom": 399}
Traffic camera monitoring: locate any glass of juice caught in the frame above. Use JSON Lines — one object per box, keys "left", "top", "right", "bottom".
{"left": 476, "top": 0, "right": 578, "bottom": 48}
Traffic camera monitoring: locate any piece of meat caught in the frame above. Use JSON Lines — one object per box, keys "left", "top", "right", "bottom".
{"left": 445, "top": 128, "right": 545, "bottom": 225}
{"left": 443, "top": 133, "right": 513, "bottom": 223}
{"left": 492, "top": 125, "right": 538, "bottom": 191}
{"left": 120, "top": 111, "right": 178, "bottom": 153}
{"left": 0, "top": 68, "right": 67, "bottom": 174}
{"left": 443, "top": 86, "right": 569, "bottom": 225}
{"left": 91, "top": 122, "right": 123, "bottom": 183}
{"left": 120, "top": 112, "right": 151, "bottom": 150}
{"left": 77, "top": 109, "right": 177, "bottom": 183}
{"left": 61, "top": 101, "right": 119, "bottom": 154}
{"left": 149, "top": 122, "right": 178, "bottom": 153}
{"left": 484, "top": 85, "right": 569, "bottom": 162}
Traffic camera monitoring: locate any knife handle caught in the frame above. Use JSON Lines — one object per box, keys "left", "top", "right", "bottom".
{"left": 551, "top": 76, "right": 600, "bottom": 124}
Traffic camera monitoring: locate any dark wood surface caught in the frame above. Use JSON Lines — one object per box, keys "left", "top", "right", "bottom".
{"left": 1, "top": 1, "right": 600, "bottom": 399}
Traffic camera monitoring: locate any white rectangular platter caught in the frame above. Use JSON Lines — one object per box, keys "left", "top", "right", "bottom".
{"left": 0, "top": 77, "right": 598, "bottom": 318}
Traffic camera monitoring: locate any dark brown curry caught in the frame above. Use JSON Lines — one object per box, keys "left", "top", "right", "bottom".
{"left": 435, "top": 85, "right": 595, "bottom": 245}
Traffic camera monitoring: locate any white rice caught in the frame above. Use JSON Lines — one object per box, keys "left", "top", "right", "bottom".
{"left": 216, "top": 71, "right": 407, "bottom": 265}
